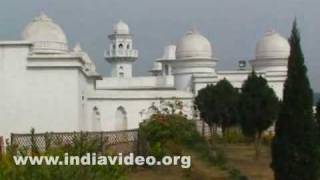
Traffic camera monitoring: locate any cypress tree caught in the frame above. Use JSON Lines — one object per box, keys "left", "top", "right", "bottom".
{"left": 271, "top": 20, "right": 320, "bottom": 180}
{"left": 316, "top": 100, "right": 320, "bottom": 128}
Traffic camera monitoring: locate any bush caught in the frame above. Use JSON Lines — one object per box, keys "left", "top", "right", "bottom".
{"left": 222, "top": 127, "right": 247, "bottom": 144}
{"left": 139, "top": 113, "right": 202, "bottom": 158}
{"left": 0, "top": 132, "right": 126, "bottom": 180}
{"left": 209, "top": 127, "right": 249, "bottom": 144}
{"left": 139, "top": 112, "right": 229, "bottom": 168}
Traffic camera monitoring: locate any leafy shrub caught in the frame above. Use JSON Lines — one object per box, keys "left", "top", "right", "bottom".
{"left": 139, "top": 112, "right": 229, "bottom": 169}
{"left": 140, "top": 113, "right": 202, "bottom": 158}
{"left": 0, "top": 131, "right": 126, "bottom": 180}
{"left": 222, "top": 127, "right": 247, "bottom": 144}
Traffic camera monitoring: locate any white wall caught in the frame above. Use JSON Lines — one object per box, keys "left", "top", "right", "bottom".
{"left": 0, "top": 44, "right": 83, "bottom": 139}
{"left": 97, "top": 76, "right": 174, "bottom": 89}
{"left": 85, "top": 90, "right": 194, "bottom": 131}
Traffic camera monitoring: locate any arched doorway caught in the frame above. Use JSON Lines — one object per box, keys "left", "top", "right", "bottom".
{"left": 92, "top": 106, "right": 101, "bottom": 131}
{"left": 115, "top": 106, "right": 128, "bottom": 130}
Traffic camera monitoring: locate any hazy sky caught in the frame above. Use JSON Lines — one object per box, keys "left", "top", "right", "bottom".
{"left": 0, "top": 0, "right": 319, "bottom": 91}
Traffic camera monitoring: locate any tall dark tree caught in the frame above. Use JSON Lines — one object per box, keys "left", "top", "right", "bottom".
{"left": 271, "top": 20, "right": 320, "bottom": 180}
{"left": 239, "top": 71, "right": 279, "bottom": 158}
{"left": 195, "top": 79, "right": 239, "bottom": 135}
{"left": 316, "top": 100, "right": 320, "bottom": 128}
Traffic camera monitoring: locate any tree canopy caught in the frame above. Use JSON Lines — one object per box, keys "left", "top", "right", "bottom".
{"left": 239, "top": 71, "right": 279, "bottom": 158}
{"left": 239, "top": 71, "right": 279, "bottom": 138}
{"left": 195, "top": 79, "right": 239, "bottom": 134}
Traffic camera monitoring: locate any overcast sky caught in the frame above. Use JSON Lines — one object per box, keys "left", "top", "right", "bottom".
{"left": 0, "top": 0, "right": 319, "bottom": 91}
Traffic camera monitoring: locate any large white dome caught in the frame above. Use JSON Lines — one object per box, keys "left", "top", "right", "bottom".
{"left": 22, "top": 13, "right": 68, "bottom": 53}
{"left": 113, "top": 20, "right": 130, "bottom": 34}
{"left": 255, "top": 30, "right": 290, "bottom": 59}
{"left": 176, "top": 30, "right": 213, "bottom": 60}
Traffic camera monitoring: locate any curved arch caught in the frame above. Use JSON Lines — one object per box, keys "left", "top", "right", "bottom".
{"left": 92, "top": 106, "right": 101, "bottom": 131}
{"left": 115, "top": 106, "right": 128, "bottom": 130}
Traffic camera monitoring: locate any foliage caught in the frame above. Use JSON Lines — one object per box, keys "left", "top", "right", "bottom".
{"left": 239, "top": 71, "right": 279, "bottom": 158}
{"left": 239, "top": 71, "right": 279, "bottom": 138}
{"left": 139, "top": 100, "right": 249, "bottom": 179}
{"left": 195, "top": 79, "right": 239, "bottom": 135}
{"left": 140, "top": 113, "right": 202, "bottom": 158}
{"left": 272, "top": 20, "right": 320, "bottom": 180}
{"left": 221, "top": 127, "right": 248, "bottom": 144}
{"left": 195, "top": 84, "right": 215, "bottom": 131}
{"left": 227, "top": 168, "right": 248, "bottom": 180}
{"left": 0, "top": 130, "right": 126, "bottom": 180}
{"left": 316, "top": 99, "right": 320, "bottom": 128}
{"left": 147, "top": 98, "right": 186, "bottom": 117}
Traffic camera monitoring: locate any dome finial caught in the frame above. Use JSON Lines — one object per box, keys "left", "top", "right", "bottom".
{"left": 191, "top": 25, "right": 199, "bottom": 34}
{"left": 35, "top": 11, "right": 51, "bottom": 22}
{"left": 73, "top": 43, "right": 82, "bottom": 52}
{"left": 266, "top": 28, "right": 276, "bottom": 36}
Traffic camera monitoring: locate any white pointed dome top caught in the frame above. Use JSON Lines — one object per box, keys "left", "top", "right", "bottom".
{"left": 22, "top": 13, "right": 68, "bottom": 53}
{"left": 255, "top": 30, "right": 290, "bottom": 59}
{"left": 176, "top": 30, "right": 213, "bottom": 60}
{"left": 113, "top": 20, "right": 130, "bottom": 34}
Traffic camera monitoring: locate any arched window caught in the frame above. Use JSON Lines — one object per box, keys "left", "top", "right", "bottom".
{"left": 127, "top": 44, "right": 130, "bottom": 49}
{"left": 119, "top": 72, "right": 124, "bottom": 77}
{"left": 118, "top": 43, "right": 123, "bottom": 48}
{"left": 115, "top": 106, "right": 128, "bottom": 130}
{"left": 92, "top": 106, "right": 101, "bottom": 131}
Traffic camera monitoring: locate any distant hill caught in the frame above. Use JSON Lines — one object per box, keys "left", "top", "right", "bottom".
{"left": 314, "top": 92, "right": 320, "bottom": 105}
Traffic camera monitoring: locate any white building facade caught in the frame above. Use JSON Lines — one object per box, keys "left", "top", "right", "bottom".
{"left": 0, "top": 13, "right": 290, "bottom": 138}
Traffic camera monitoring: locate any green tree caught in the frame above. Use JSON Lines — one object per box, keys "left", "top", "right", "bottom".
{"left": 316, "top": 100, "right": 320, "bottom": 128}
{"left": 195, "top": 84, "right": 216, "bottom": 135}
{"left": 195, "top": 79, "right": 239, "bottom": 135}
{"left": 239, "top": 71, "right": 279, "bottom": 158}
{"left": 271, "top": 20, "right": 320, "bottom": 180}
{"left": 211, "top": 79, "right": 239, "bottom": 134}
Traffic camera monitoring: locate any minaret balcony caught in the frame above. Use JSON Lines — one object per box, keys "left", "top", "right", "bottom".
{"left": 105, "top": 49, "right": 138, "bottom": 58}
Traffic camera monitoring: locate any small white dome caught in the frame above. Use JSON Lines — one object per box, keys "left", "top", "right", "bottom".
{"left": 255, "top": 30, "right": 290, "bottom": 59}
{"left": 152, "top": 62, "right": 162, "bottom": 71}
{"left": 176, "top": 30, "right": 213, "bottom": 60}
{"left": 22, "top": 13, "right": 68, "bottom": 53}
{"left": 113, "top": 20, "right": 130, "bottom": 34}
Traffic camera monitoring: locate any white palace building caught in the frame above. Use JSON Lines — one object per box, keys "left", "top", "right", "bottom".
{"left": 0, "top": 13, "right": 290, "bottom": 138}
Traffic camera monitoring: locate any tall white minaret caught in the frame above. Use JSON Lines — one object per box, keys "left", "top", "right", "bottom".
{"left": 105, "top": 20, "right": 138, "bottom": 78}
